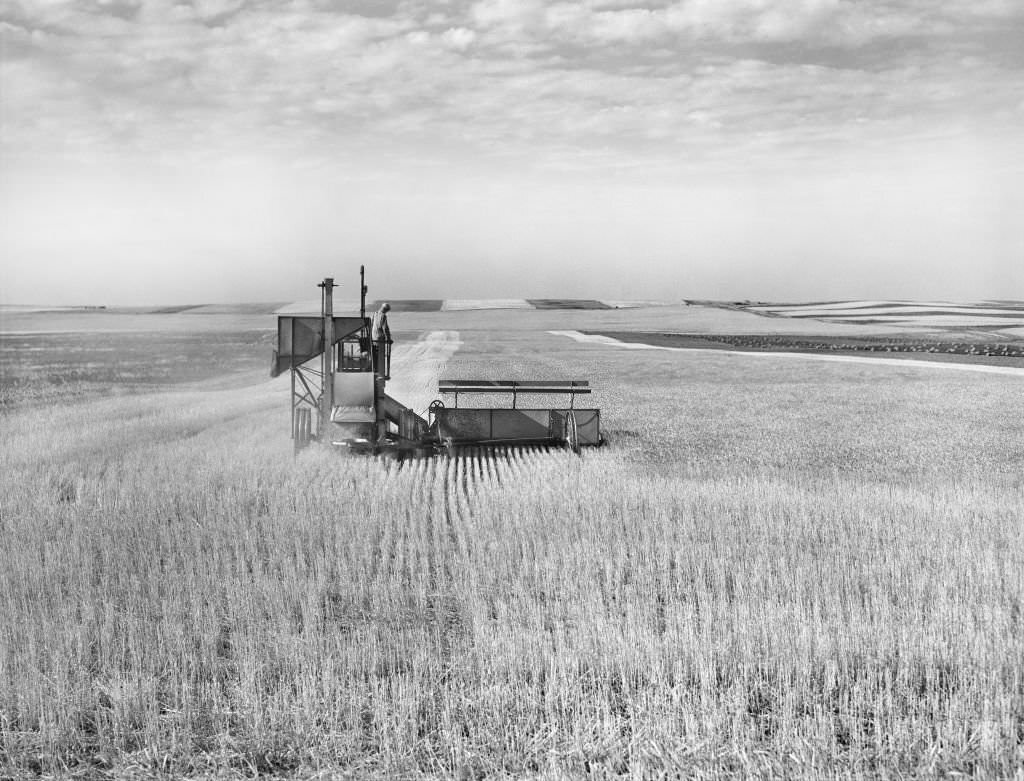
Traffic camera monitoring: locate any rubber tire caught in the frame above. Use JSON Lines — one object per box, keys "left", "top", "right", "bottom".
{"left": 295, "top": 408, "right": 312, "bottom": 454}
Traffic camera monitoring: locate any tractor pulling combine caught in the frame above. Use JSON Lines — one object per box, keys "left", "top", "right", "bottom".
{"left": 271, "top": 269, "right": 602, "bottom": 455}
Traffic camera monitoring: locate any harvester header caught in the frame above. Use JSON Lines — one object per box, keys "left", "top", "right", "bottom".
{"left": 272, "top": 269, "right": 602, "bottom": 455}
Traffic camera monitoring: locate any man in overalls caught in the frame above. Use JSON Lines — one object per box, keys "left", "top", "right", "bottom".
{"left": 371, "top": 302, "right": 392, "bottom": 379}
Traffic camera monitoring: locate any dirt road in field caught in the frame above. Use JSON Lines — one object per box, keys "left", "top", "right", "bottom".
{"left": 550, "top": 330, "right": 1024, "bottom": 377}
{"left": 385, "top": 330, "right": 462, "bottom": 415}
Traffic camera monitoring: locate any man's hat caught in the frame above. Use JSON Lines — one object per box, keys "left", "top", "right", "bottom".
{"left": 381, "top": 302, "right": 391, "bottom": 311}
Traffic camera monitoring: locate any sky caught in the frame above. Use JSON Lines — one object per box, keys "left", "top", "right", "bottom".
{"left": 1, "top": 0, "right": 1023, "bottom": 305}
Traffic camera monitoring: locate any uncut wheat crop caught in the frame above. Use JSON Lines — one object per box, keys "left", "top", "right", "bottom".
{"left": 2, "top": 346, "right": 1024, "bottom": 780}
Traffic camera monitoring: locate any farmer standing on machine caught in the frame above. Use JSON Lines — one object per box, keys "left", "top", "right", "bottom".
{"left": 371, "top": 302, "right": 392, "bottom": 380}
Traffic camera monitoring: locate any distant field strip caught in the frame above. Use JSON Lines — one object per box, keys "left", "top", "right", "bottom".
{"left": 369, "top": 299, "right": 445, "bottom": 312}
{"left": 274, "top": 299, "right": 364, "bottom": 315}
{"left": 759, "top": 306, "right": 1024, "bottom": 317}
{"left": 549, "top": 330, "right": 1024, "bottom": 376}
{"left": 270, "top": 299, "right": 668, "bottom": 313}
{"left": 600, "top": 300, "right": 673, "bottom": 309}
{"left": 745, "top": 300, "right": 1024, "bottom": 329}
{"left": 528, "top": 299, "right": 611, "bottom": 310}
{"left": 441, "top": 299, "right": 534, "bottom": 311}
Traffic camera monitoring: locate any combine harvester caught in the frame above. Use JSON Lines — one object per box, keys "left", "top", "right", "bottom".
{"left": 271, "top": 270, "right": 602, "bottom": 456}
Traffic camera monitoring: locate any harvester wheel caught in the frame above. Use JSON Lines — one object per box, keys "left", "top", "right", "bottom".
{"left": 294, "top": 407, "right": 312, "bottom": 454}
{"left": 565, "top": 410, "right": 580, "bottom": 455}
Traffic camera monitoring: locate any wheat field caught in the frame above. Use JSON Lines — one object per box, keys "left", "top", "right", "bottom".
{"left": 2, "top": 322, "right": 1023, "bottom": 778}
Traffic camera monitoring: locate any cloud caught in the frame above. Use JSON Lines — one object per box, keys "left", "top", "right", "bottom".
{"left": 470, "top": 0, "right": 543, "bottom": 30}
{"left": 441, "top": 26, "right": 476, "bottom": 51}
{"left": 467, "top": 0, "right": 1024, "bottom": 49}
{"left": 0, "top": 0, "right": 1021, "bottom": 179}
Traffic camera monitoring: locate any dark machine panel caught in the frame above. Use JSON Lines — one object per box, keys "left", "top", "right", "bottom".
{"left": 272, "top": 315, "right": 367, "bottom": 377}
{"left": 433, "top": 408, "right": 601, "bottom": 445}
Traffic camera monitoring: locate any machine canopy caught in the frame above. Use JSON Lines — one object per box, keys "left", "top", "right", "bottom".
{"left": 271, "top": 315, "right": 367, "bottom": 377}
